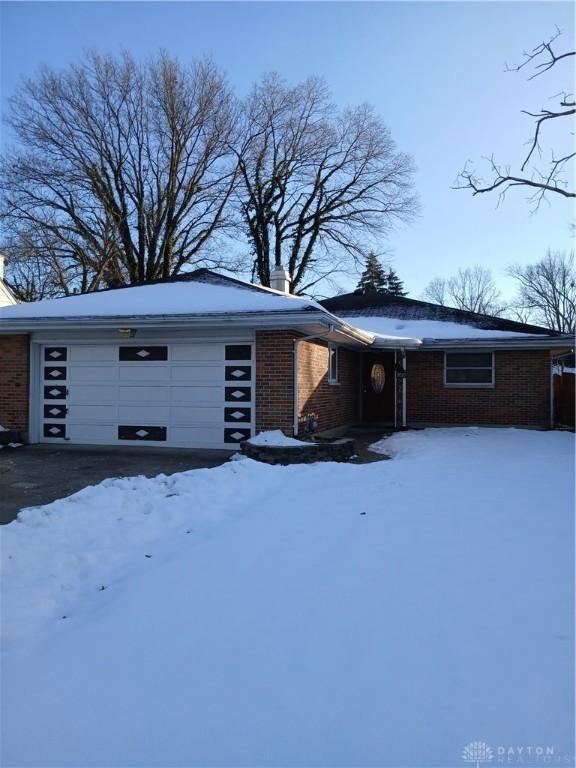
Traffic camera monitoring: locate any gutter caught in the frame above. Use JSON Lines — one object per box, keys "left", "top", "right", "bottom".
{"left": 419, "top": 335, "right": 574, "bottom": 350}
{"left": 550, "top": 358, "right": 555, "bottom": 429}
{"left": 293, "top": 326, "right": 335, "bottom": 437}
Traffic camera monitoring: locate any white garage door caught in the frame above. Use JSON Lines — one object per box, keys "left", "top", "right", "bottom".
{"left": 39, "top": 342, "right": 254, "bottom": 449}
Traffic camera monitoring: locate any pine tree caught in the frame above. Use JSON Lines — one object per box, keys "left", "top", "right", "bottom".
{"left": 357, "top": 252, "right": 387, "bottom": 292}
{"left": 383, "top": 268, "right": 407, "bottom": 296}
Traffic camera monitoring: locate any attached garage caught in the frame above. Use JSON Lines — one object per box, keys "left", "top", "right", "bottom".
{"left": 36, "top": 340, "right": 254, "bottom": 449}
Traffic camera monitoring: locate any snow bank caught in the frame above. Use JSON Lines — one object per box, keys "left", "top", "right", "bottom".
{"left": 2, "top": 429, "right": 574, "bottom": 767}
{"left": 248, "top": 430, "right": 309, "bottom": 447}
{"left": 1, "top": 461, "right": 290, "bottom": 644}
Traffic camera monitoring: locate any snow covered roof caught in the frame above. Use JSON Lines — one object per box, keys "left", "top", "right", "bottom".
{"left": 0, "top": 271, "right": 571, "bottom": 350}
{"left": 0, "top": 269, "right": 320, "bottom": 320}
{"left": 0, "top": 269, "right": 374, "bottom": 345}
{"left": 338, "top": 316, "right": 541, "bottom": 342}
{"left": 321, "top": 290, "right": 556, "bottom": 337}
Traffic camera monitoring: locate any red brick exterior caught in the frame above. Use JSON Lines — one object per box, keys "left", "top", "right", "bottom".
{"left": 406, "top": 350, "right": 551, "bottom": 428}
{"left": 255, "top": 331, "right": 361, "bottom": 437}
{"left": 0, "top": 335, "right": 29, "bottom": 435}
{"left": 297, "top": 341, "right": 360, "bottom": 433}
{"left": 255, "top": 331, "right": 295, "bottom": 433}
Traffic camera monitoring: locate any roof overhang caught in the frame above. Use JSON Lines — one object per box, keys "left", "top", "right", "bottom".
{"left": 0, "top": 309, "right": 374, "bottom": 347}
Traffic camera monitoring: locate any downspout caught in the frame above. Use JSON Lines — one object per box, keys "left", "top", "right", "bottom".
{"left": 401, "top": 349, "right": 407, "bottom": 429}
{"left": 394, "top": 350, "right": 398, "bottom": 429}
{"left": 550, "top": 358, "right": 555, "bottom": 429}
{"left": 293, "top": 325, "right": 335, "bottom": 437}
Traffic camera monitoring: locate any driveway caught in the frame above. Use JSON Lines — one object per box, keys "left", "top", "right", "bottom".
{"left": 0, "top": 444, "right": 232, "bottom": 524}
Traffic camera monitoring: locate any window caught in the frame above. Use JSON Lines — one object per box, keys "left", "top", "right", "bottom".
{"left": 328, "top": 344, "right": 339, "bottom": 384}
{"left": 445, "top": 352, "right": 494, "bottom": 387}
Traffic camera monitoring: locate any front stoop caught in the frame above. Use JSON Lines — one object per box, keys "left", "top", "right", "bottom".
{"left": 241, "top": 438, "right": 355, "bottom": 465}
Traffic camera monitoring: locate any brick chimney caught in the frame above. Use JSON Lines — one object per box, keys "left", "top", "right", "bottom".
{"left": 270, "top": 265, "right": 291, "bottom": 294}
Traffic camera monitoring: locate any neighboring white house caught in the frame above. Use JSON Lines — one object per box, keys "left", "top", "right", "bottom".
{"left": 0, "top": 254, "right": 18, "bottom": 306}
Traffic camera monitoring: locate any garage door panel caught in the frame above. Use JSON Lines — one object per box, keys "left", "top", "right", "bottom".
{"left": 118, "top": 405, "right": 171, "bottom": 422}
{"left": 170, "top": 405, "right": 221, "bottom": 425}
{"left": 171, "top": 344, "right": 222, "bottom": 362}
{"left": 67, "top": 423, "right": 118, "bottom": 442}
{"left": 171, "top": 386, "right": 223, "bottom": 404}
{"left": 69, "top": 366, "right": 118, "bottom": 383}
{"left": 119, "top": 366, "right": 170, "bottom": 383}
{"left": 119, "top": 385, "right": 170, "bottom": 403}
{"left": 68, "top": 404, "right": 117, "bottom": 421}
{"left": 68, "top": 385, "right": 117, "bottom": 404}
{"left": 170, "top": 426, "right": 223, "bottom": 446}
{"left": 171, "top": 365, "right": 221, "bottom": 382}
{"left": 69, "top": 346, "right": 117, "bottom": 362}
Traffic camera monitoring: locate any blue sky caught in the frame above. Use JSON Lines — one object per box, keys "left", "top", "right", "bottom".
{"left": 1, "top": 1, "right": 573, "bottom": 298}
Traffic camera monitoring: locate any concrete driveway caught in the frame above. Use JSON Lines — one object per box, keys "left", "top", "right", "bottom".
{"left": 0, "top": 444, "right": 233, "bottom": 524}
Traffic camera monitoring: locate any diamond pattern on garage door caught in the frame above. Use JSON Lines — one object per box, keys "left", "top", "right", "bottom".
{"left": 39, "top": 343, "right": 254, "bottom": 447}
{"left": 41, "top": 349, "right": 69, "bottom": 440}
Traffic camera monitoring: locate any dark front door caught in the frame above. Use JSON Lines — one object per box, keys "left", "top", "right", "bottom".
{"left": 362, "top": 352, "right": 396, "bottom": 424}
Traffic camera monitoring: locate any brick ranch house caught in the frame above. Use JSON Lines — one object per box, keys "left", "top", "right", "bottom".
{"left": 0, "top": 268, "right": 572, "bottom": 449}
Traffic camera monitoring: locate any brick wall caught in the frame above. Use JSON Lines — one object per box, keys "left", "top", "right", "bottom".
{"left": 0, "top": 335, "right": 30, "bottom": 435}
{"left": 255, "top": 331, "right": 361, "bottom": 437}
{"left": 297, "top": 341, "right": 360, "bottom": 434}
{"left": 255, "top": 331, "right": 295, "bottom": 433}
{"left": 406, "top": 350, "right": 551, "bottom": 427}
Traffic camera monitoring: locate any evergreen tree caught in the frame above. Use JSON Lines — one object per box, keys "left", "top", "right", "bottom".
{"left": 357, "top": 254, "right": 408, "bottom": 296}
{"left": 383, "top": 268, "right": 407, "bottom": 296}
{"left": 357, "top": 252, "right": 387, "bottom": 292}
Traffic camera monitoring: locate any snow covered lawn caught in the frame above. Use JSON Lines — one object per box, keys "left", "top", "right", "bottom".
{"left": 1, "top": 429, "right": 574, "bottom": 767}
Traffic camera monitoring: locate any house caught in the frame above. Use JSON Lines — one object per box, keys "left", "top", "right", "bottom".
{"left": 0, "top": 268, "right": 572, "bottom": 449}
{"left": 0, "top": 255, "right": 17, "bottom": 308}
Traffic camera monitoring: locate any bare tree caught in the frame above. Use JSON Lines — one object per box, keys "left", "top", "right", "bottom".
{"left": 422, "top": 266, "right": 505, "bottom": 315}
{"left": 0, "top": 51, "right": 239, "bottom": 294}
{"left": 455, "top": 28, "right": 575, "bottom": 211}
{"left": 2, "top": 228, "right": 69, "bottom": 301}
{"left": 234, "top": 74, "right": 417, "bottom": 293}
{"left": 505, "top": 303, "right": 536, "bottom": 325}
{"left": 507, "top": 250, "right": 576, "bottom": 332}
{"left": 420, "top": 276, "right": 448, "bottom": 306}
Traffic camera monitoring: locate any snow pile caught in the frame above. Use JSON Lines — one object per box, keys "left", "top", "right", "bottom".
{"left": 248, "top": 430, "right": 309, "bottom": 447}
{"left": 1, "top": 462, "right": 288, "bottom": 644}
{"left": 339, "top": 315, "right": 539, "bottom": 340}
{"left": 1, "top": 429, "right": 574, "bottom": 767}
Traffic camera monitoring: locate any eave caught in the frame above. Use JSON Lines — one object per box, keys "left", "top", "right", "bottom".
{"left": 0, "top": 309, "right": 374, "bottom": 347}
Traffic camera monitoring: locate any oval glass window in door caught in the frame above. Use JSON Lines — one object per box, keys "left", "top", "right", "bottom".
{"left": 370, "top": 363, "right": 386, "bottom": 393}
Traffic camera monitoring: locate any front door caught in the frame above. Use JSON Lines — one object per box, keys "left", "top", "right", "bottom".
{"left": 361, "top": 351, "right": 396, "bottom": 424}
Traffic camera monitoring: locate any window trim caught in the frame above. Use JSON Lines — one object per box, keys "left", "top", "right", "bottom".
{"left": 328, "top": 343, "right": 339, "bottom": 385}
{"left": 444, "top": 351, "right": 495, "bottom": 388}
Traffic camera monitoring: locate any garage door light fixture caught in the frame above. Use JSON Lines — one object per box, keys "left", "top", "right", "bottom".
{"left": 118, "top": 327, "right": 137, "bottom": 338}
